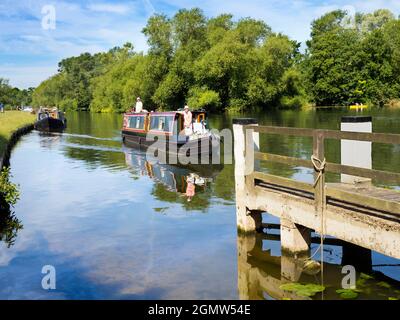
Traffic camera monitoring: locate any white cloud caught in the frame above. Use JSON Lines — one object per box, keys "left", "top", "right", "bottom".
{"left": 87, "top": 3, "right": 132, "bottom": 15}
{"left": 0, "top": 64, "right": 58, "bottom": 89}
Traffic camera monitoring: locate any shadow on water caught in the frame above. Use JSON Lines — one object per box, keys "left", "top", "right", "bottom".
{"left": 238, "top": 233, "right": 400, "bottom": 300}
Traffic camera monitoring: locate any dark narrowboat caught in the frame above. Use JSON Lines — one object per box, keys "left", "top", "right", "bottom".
{"left": 35, "top": 108, "right": 67, "bottom": 132}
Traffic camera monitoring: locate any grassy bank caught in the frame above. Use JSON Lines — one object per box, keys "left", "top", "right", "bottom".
{"left": 0, "top": 111, "right": 35, "bottom": 157}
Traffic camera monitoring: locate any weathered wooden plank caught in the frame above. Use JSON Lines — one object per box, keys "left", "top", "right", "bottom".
{"left": 250, "top": 171, "right": 314, "bottom": 194}
{"left": 245, "top": 125, "right": 315, "bottom": 137}
{"left": 255, "top": 154, "right": 400, "bottom": 185}
{"left": 254, "top": 152, "right": 313, "bottom": 168}
{"left": 245, "top": 125, "right": 400, "bottom": 145}
{"left": 326, "top": 162, "right": 400, "bottom": 184}
{"left": 323, "top": 130, "right": 400, "bottom": 145}
{"left": 326, "top": 185, "right": 400, "bottom": 215}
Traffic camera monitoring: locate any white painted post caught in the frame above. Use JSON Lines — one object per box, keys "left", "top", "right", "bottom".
{"left": 341, "top": 116, "right": 372, "bottom": 185}
{"left": 233, "top": 118, "right": 261, "bottom": 232}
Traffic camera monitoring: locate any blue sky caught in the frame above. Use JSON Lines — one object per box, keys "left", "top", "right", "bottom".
{"left": 1, "top": 0, "right": 400, "bottom": 89}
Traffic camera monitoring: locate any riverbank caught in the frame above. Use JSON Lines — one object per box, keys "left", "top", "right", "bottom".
{"left": 0, "top": 111, "right": 35, "bottom": 169}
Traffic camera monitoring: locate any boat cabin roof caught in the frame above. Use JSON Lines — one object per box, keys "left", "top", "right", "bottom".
{"left": 124, "top": 110, "right": 207, "bottom": 117}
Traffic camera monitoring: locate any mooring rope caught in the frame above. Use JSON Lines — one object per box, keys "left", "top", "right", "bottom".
{"left": 311, "top": 155, "right": 327, "bottom": 297}
{"left": 311, "top": 155, "right": 326, "bottom": 188}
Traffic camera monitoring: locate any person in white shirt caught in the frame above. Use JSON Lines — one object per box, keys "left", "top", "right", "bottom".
{"left": 135, "top": 97, "right": 143, "bottom": 113}
{"left": 183, "top": 105, "right": 194, "bottom": 136}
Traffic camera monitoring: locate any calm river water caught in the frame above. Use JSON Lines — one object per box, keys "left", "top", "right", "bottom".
{"left": 1, "top": 108, "right": 400, "bottom": 299}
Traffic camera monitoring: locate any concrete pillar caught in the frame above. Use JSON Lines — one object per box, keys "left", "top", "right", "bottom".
{"left": 237, "top": 233, "right": 259, "bottom": 300}
{"left": 280, "top": 215, "right": 311, "bottom": 255}
{"left": 233, "top": 118, "right": 262, "bottom": 233}
{"left": 341, "top": 116, "right": 372, "bottom": 185}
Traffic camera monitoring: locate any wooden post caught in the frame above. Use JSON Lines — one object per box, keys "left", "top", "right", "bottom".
{"left": 233, "top": 118, "right": 262, "bottom": 233}
{"left": 313, "top": 130, "right": 325, "bottom": 219}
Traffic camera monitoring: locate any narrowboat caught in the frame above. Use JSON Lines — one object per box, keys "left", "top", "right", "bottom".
{"left": 35, "top": 108, "right": 67, "bottom": 132}
{"left": 121, "top": 110, "right": 219, "bottom": 158}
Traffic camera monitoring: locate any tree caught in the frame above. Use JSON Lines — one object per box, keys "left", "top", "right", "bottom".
{"left": 142, "top": 14, "right": 173, "bottom": 58}
{"left": 0, "top": 78, "right": 34, "bottom": 107}
{"left": 305, "top": 9, "right": 400, "bottom": 106}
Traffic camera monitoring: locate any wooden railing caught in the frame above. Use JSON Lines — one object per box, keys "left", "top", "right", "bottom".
{"left": 243, "top": 125, "right": 400, "bottom": 216}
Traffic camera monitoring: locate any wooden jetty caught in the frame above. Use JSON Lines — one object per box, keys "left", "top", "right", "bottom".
{"left": 233, "top": 118, "right": 400, "bottom": 259}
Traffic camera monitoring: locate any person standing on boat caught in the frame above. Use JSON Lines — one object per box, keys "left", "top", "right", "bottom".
{"left": 183, "top": 105, "right": 193, "bottom": 136}
{"left": 135, "top": 97, "right": 143, "bottom": 113}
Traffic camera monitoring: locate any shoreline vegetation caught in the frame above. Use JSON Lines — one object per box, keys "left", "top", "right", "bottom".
{"left": 0, "top": 111, "right": 35, "bottom": 159}
{"left": 2, "top": 8, "right": 400, "bottom": 113}
{"left": 0, "top": 111, "right": 34, "bottom": 218}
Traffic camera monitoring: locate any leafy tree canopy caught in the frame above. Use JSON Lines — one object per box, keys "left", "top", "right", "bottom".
{"left": 27, "top": 7, "right": 400, "bottom": 112}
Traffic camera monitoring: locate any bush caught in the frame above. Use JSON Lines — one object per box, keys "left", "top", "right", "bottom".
{"left": 280, "top": 95, "right": 306, "bottom": 109}
{"left": 0, "top": 168, "right": 20, "bottom": 210}
{"left": 59, "top": 98, "right": 78, "bottom": 111}
{"left": 226, "top": 98, "right": 248, "bottom": 112}
{"left": 187, "top": 87, "right": 221, "bottom": 111}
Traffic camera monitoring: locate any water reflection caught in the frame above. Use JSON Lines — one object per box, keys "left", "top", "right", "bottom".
{"left": 0, "top": 202, "right": 23, "bottom": 248}
{"left": 238, "top": 233, "right": 400, "bottom": 300}
{"left": 124, "top": 148, "right": 216, "bottom": 210}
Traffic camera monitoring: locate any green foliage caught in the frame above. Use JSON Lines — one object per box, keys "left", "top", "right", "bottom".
{"left": 377, "top": 281, "right": 391, "bottom": 289}
{"left": 187, "top": 87, "right": 221, "bottom": 110}
{"left": 0, "top": 167, "right": 20, "bottom": 208}
{"left": 0, "top": 78, "right": 33, "bottom": 108}
{"left": 360, "top": 272, "right": 374, "bottom": 280}
{"left": 336, "top": 289, "right": 360, "bottom": 299}
{"left": 30, "top": 7, "right": 400, "bottom": 111}
{"left": 0, "top": 168, "right": 23, "bottom": 248}
{"left": 0, "top": 209, "right": 23, "bottom": 248}
{"left": 30, "top": 8, "right": 308, "bottom": 113}
{"left": 279, "top": 283, "right": 325, "bottom": 298}
{"left": 32, "top": 44, "right": 134, "bottom": 111}
{"left": 305, "top": 9, "right": 400, "bottom": 106}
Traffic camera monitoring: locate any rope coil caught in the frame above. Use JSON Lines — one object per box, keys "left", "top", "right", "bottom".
{"left": 311, "top": 155, "right": 326, "bottom": 188}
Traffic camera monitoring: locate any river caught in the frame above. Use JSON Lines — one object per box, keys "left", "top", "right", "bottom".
{"left": 1, "top": 108, "right": 399, "bottom": 299}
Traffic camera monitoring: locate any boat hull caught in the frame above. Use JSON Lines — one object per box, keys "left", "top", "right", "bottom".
{"left": 35, "top": 117, "right": 66, "bottom": 132}
{"left": 121, "top": 130, "right": 219, "bottom": 159}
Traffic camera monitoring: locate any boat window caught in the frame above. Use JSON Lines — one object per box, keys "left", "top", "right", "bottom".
{"left": 128, "top": 116, "right": 136, "bottom": 128}
{"left": 128, "top": 116, "right": 145, "bottom": 129}
{"left": 150, "top": 116, "right": 174, "bottom": 132}
{"left": 136, "top": 117, "right": 144, "bottom": 129}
